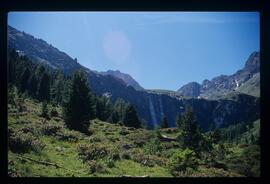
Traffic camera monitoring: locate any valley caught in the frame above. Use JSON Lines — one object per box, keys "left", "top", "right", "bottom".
{"left": 7, "top": 24, "right": 260, "bottom": 177}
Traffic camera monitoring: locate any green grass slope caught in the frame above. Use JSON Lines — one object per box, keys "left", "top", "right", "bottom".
{"left": 8, "top": 97, "right": 255, "bottom": 177}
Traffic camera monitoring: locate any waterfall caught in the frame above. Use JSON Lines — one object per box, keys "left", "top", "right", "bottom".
{"left": 159, "top": 96, "right": 164, "bottom": 118}
{"left": 149, "top": 95, "right": 158, "bottom": 127}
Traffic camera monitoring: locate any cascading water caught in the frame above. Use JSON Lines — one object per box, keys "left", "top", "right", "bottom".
{"left": 149, "top": 95, "right": 158, "bottom": 127}
{"left": 158, "top": 95, "right": 164, "bottom": 119}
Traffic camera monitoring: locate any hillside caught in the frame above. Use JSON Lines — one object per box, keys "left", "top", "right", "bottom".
{"left": 8, "top": 95, "right": 260, "bottom": 177}
{"left": 8, "top": 26, "right": 260, "bottom": 130}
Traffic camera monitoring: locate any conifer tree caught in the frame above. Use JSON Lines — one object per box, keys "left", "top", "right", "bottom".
{"left": 114, "top": 98, "right": 127, "bottom": 123}
{"left": 210, "top": 128, "right": 222, "bottom": 144}
{"left": 63, "top": 70, "right": 95, "bottom": 133}
{"left": 96, "top": 96, "right": 112, "bottom": 121}
{"left": 108, "top": 110, "right": 119, "bottom": 124}
{"left": 19, "top": 68, "right": 30, "bottom": 93}
{"left": 123, "top": 104, "right": 141, "bottom": 128}
{"left": 177, "top": 106, "right": 202, "bottom": 152}
{"left": 50, "top": 71, "right": 65, "bottom": 103}
{"left": 28, "top": 74, "right": 38, "bottom": 98}
{"left": 37, "top": 72, "right": 50, "bottom": 101}
{"left": 41, "top": 101, "right": 49, "bottom": 119}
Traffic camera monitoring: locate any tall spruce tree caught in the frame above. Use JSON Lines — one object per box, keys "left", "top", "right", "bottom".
{"left": 19, "top": 68, "right": 30, "bottom": 93}
{"left": 176, "top": 106, "right": 202, "bottom": 152}
{"left": 96, "top": 96, "right": 112, "bottom": 121}
{"left": 63, "top": 70, "right": 95, "bottom": 133}
{"left": 28, "top": 73, "right": 38, "bottom": 98}
{"left": 37, "top": 72, "right": 50, "bottom": 101}
{"left": 123, "top": 104, "right": 141, "bottom": 128}
{"left": 50, "top": 71, "right": 65, "bottom": 104}
{"left": 41, "top": 101, "right": 49, "bottom": 119}
{"left": 114, "top": 98, "right": 127, "bottom": 123}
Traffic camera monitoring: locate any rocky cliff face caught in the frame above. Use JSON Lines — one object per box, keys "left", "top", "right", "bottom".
{"left": 177, "top": 82, "right": 201, "bottom": 98}
{"left": 178, "top": 52, "right": 260, "bottom": 99}
{"left": 100, "top": 70, "right": 144, "bottom": 91}
{"left": 8, "top": 25, "right": 260, "bottom": 130}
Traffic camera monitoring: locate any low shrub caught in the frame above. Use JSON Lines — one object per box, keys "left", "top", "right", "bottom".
{"left": 41, "top": 123, "right": 62, "bottom": 136}
{"left": 107, "top": 147, "right": 121, "bottom": 161}
{"left": 128, "top": 149, "right": 166, "bottom": 167}
{"left": 77, "top": 143, "right": 109, "bottom": 161}
{"left": 126, "top": 132, "right": 151, "bottom": 147}
{"left": 88, "top": 135, "right": 102, "bottom": 143}
{"left": 15, "top": 119, "right": 30, "bottom": 125}
{"left": 87, "top": 160, "right": 107, "bottom": 174}
{"left": 119, "top": 129, "right": 130, "bottom": 135}
{"left": 105, "top": 158, "right": 115, "bottom": 168}
{"left": 121, "top": 151, "right": 131, "bottom": 160}
{"left": 225, "top": 145, "right": 260, "bottom": 177}
{"left": 56, "top": 130, "right": 80, "bottom": 142}
{"left": 52, "top": 117, "right": 62, "bottom": 122}
{"left": 169, "top": 148, "right": 199, "bottom": 176}
{"left": 9, "top": 131, "right": 44, "bottom": 153}
{"left": 50, "top": 108, "right": 58, "bottom": 117}
{"left": 143, "top": 137, "right": 162, "bottom": 156}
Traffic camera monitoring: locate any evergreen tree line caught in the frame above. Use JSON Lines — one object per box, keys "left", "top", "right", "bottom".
{"left": 219, "top": 121, "right": 260, "bottom": 145}
{"left": 8, "top": 49, "right": 141, "bottom": 133}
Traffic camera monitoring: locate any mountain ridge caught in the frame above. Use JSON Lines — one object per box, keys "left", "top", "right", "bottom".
{"left": 177, "top": 52, "right": 260, "bottom": 99}
{"left": 100, "top": 70, "right": 144, "bottom": 91}
{"left": 8, "top": 25, "right": 260, "bottom": 130}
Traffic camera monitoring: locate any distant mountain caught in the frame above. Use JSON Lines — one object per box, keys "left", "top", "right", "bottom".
{"left": 100, "top": 70, "right": 144, "bottom": 91}
{"left": 177, "top": 52, "right": 260, "bottom": 99}
{"left": 8, "top": 25, "right": 84, "bottom": 75}
{"left": 177, "top": 82, "right": 201, "bottom": 98}
{"left": 8, "top": 25, "right": 260, "bottom": 130}
{"left": 236, "top": 73, "right": 260, "bottom": 97}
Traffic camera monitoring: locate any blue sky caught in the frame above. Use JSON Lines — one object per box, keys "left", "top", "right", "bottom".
{"left": 8, "top": 12, "right": 260, "bottom": 90}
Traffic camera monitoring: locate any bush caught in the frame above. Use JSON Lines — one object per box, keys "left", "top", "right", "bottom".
{"left": 41, "top": 123, "right": 62, "bottom": 136}
{"left": 225, "top": 145, "right": 260, "bottom": 177}
{"left": 18, "top": 124, "right": 40, "bottom": 135}
{"left": 9, "top": 130, "right": 44, "bottom": 153}
{"left": 107, "top": 147, "right": 121, "bottom": 161}
{"left": 53, "top": 117, "right": 62, "bottom": 122}
{"left": 105, "top": 158, "right": 115, "bottom": 168}
{"left": 15, "top": 119, "right": 30, "bottom": 125}
{"left": 143, "top": 137, "right": 162, "bottom": 156}
{"left": 56, "top": 130, "right": 81, "bottom": 142}
{"left": 50, "top": 107, "right": 58, "bottom": 117}
{"left": 169, "top": 148, "right": 199, "bottom": 176}
{"left": 128, "top": 149, "right": 166, "bottom": 167}
{"left": 87, "top": 160, "right": 107, "bottom": 174}
{"left": 119, "top": 129, "right": 130, "bottom": 135}
{"left": 16, "top": 98, "right": 27, "bottom": 112}
{"left": 161, "top": 142, "right": 181, "bottom": 150}
{"left": 77, "top": 143, "right": 109, "bottom": 161}
{"left": 121, "top": 151, "right": 131, "bottom": 160}
{"left": 88, "top": 135, "right": 102, "bottom": 143}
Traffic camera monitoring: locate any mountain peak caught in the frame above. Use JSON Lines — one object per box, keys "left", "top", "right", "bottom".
{"left": 177, "top": 82, "right": 201, "bottom": 97}
{"left": 100, "top": 70, "right": 144, "bottom": 91}
{"left": 177, "top": 51, "right": 260, "bottom": 99}
{"left": 244, "top": 51, "right": 260, "bottom": 71}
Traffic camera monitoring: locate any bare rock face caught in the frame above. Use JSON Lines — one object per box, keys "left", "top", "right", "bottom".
{"left": 177, "top": 82, "right": 201, "bottom": 98}
{"left": 100, "top": 70, "right": 144, "bottom": 91}
{"left": 177, "top": 52, "right": 260, "bottom": 99}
